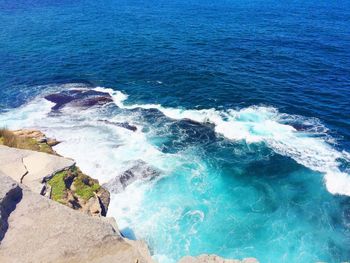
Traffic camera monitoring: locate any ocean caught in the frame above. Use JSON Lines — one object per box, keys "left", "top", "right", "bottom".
{"left": 0, "top": 0, "right": 349, "bottom": 262}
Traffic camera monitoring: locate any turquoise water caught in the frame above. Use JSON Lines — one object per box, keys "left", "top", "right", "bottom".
{"left": 0, "top": 0, "right": 350, "bottom": 262}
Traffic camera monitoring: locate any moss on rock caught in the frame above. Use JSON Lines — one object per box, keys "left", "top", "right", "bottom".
{"left": 48, "top": 170, "right": 67, "bottom": 204}
{"left": 47, "top": 166, "right": 104, "bottom": 215}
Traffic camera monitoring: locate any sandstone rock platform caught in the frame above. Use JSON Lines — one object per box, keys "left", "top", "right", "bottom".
{"left": 0, "top": 145, "right": 74, "bottom": 194}
{"left": 0, "top": 173, "right": 153, "bottom": 263}
{"left": 179, "top": 255, "right": 259, "bottom": 263}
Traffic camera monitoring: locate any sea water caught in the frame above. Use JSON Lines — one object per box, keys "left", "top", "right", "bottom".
{"left": 0, "top": 0, "right": 350, "bottom": 262}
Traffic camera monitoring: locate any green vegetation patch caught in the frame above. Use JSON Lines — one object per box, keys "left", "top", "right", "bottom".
{"left": 48, "top": 170, "right": 67, "bottom": 204}
{"left": 74, "top": 173, "right": 101, "bottom": 200}
{"left": 48, "top": 166, "right": 101, "bottom": 204}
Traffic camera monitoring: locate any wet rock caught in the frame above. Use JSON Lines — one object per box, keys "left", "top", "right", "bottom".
{"left": 99, "top": 119, "right": 138, "bottom": 132}
{"left": 69, "top": 96, "right": 113, "bottom": 108}
{"left": 44, "top": 93, "right": 75, "bottom": 110}
{"left": 104, "top": 160, "right": 160, "bottom": 194}
{"left": 44, "top": 89, "right": 113, "bottom": 111}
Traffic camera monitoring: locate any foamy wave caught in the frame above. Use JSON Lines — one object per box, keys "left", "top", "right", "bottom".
{"left": 0, "top": 84, "right": 349, "bottom": 196}
{"left": 95, "top": 86, "right": 350, "bottom": 196}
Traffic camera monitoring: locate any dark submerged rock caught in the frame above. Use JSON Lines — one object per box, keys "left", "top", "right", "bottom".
{"left": 99, "top": 120, "right": 137, "bottom": 132}
{"left": 44, "top": 94, "right": 75, "bottom": 111}
{"left": 44, "top": 89, "right": 113, "bottom": 111}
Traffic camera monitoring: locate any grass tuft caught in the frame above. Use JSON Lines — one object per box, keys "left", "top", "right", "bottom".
{"left": 0, "top": 127, "right": 55, "bottom": 154}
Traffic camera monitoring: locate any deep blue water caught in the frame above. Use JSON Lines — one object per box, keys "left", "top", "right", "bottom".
{"left": 1, "top": 0, "right": 350, "bottom": 262}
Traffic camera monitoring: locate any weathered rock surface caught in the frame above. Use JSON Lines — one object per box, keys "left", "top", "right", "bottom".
{"left": 103, "top": 160, "right": 160, "bottom": 193}
{"left": 0, "top": 132, "right": 109, "bottom": 217}
{"left": 179, "top": 255, "right": 259, "bottom": 263}
{"left": 12, "top": 129, "right": 59, "bottom": 147}
{"left": 0, "top": 128, "right": 59, "bottom": 155}
{"left": 0, "top": 173, "right": 153, "bottom": 263}
{"left": 0, "top": 146, "right": 28, "bottom": 182}
{"left": 0, "top": 173, "right": 22, "bottom": 242}
{"left": 0, "top": 145, "right": 75, "bottom": 194}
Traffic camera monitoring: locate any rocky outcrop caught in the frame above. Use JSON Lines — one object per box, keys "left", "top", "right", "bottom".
{"left": 0, "top": 173, "right": 153, "bottom": 263}
{"left": 0, "top": 145, "right": 75, "bottom": 194}
{"left": 103, "top": 160, "right": 160, "bottom": 193}
{"left": 46, "top": 166, "right": 111, "bottom": 216}
{"left": 179, "top": 255, "right": 259, "bottom": 263}
{"left": 12, "top": 129, "right": 59, "bottom": 148}
{"left": 0, "top": 144, "right": 110, "bottom": 217}
{"left": 0, "top": 128, "right": 59, "bottom": 155}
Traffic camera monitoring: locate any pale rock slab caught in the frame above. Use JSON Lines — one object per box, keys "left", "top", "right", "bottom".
{"left": 0, "top": 183, "right": 153, "bottom": 263}
{"left": 179, "top": 255, "right": 259, "bottom": 263}
{"left": 0, "top": 145, "right": 74, "bottom": 194}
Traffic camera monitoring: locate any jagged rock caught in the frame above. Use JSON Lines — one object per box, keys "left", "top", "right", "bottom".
{"left": 0, "top": 176, "right": 154, "bottom": 263}
{"left": 179, "top": 255, "right": 259, "bottom": 263}
{"left": 97, "top": 187, "right": 110, "bottom": 216}
{"left": 103, "top": 160, "right": 160, "bottom": 194}
{"left": 82, "top": 195, "right": 102, "bottom": 216}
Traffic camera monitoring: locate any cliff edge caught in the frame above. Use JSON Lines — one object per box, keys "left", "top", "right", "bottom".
{"left": 0, "top": 136, "right": 153, "bottom": 262}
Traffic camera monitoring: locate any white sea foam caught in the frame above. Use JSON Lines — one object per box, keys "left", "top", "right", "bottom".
{"left": 95, "top": 86, "right": 350, "bottom": 196}
{"left": 1, "top": 83, "right": 349, "bottom": 263}
{"left": 1, "top": 84, "right": 349, "bottom": 198}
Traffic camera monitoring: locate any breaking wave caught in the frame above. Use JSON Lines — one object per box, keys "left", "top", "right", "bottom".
{"left": 94, "top": 86, "right": 350, "bottom": 196}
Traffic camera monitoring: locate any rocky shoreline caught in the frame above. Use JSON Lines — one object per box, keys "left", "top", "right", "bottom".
{"left": 0, "top": 128, "right": 258, "bottom": 263}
